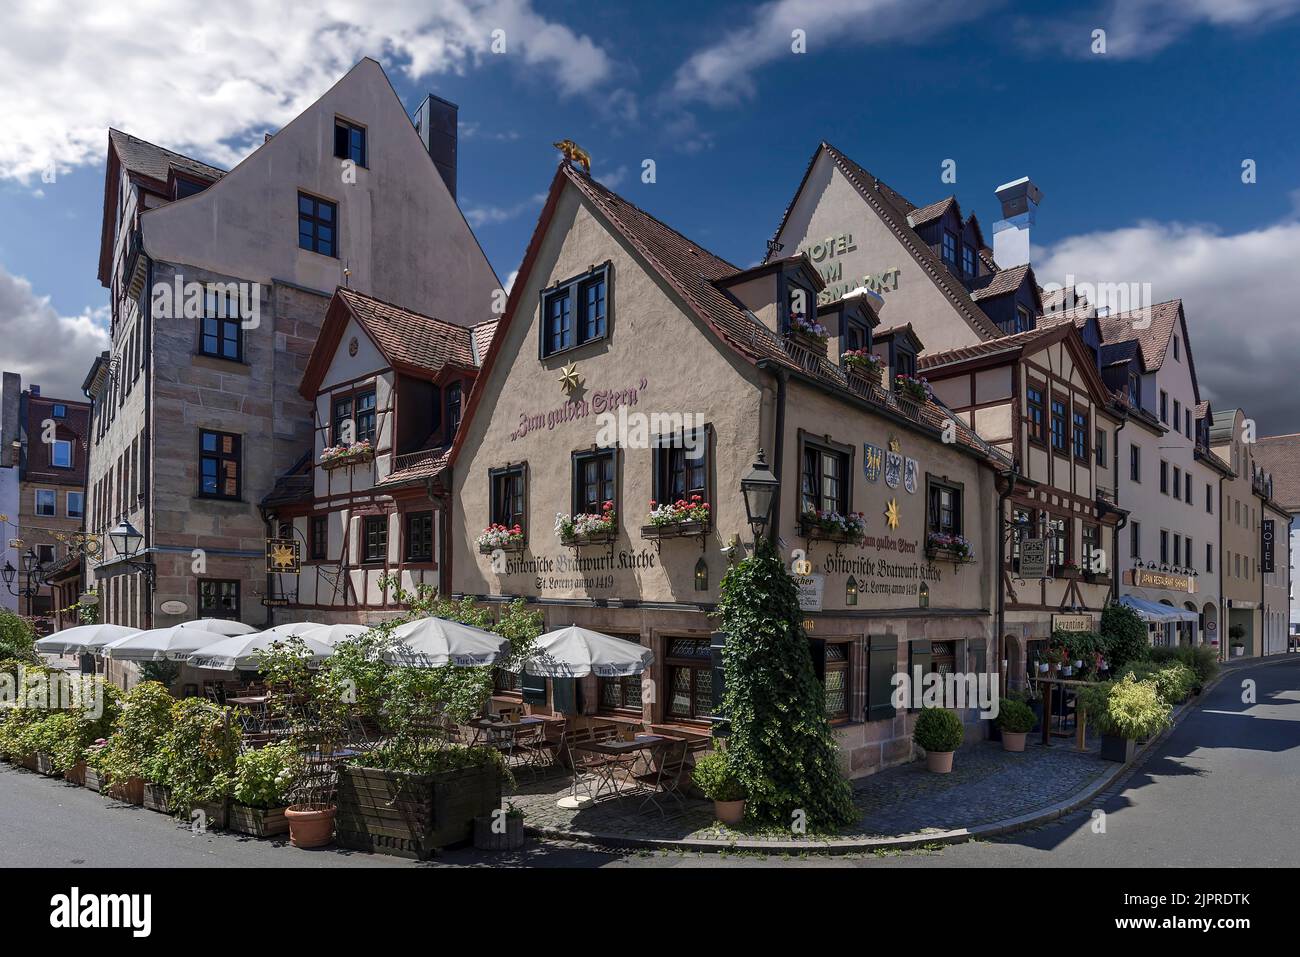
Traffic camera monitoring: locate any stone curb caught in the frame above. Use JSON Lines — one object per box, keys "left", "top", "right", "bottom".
{"left": 526, "top": 655, "right": 1297, "bottom": 856}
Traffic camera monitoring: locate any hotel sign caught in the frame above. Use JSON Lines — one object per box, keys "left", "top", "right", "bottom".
{"left": 1051, "top": 613, "right": 1095, "bottom": 633}
{"left": 1262, "top": 520, "right": 1276, "bottom": 573}
{"left": 1127, "top": 568, "right": 1195, "bottom": 594}
{"left": 798, "top": 232, "right": 901, "bottom": 303}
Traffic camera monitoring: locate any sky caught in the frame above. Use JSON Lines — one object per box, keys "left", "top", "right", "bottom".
{"left": 0, "top": 0, "right": 1298, "bottom": 433}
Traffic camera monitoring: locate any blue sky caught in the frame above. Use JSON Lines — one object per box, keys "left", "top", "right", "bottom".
{"left": 2, "top": 0, "right": 1298, "bottom": 429}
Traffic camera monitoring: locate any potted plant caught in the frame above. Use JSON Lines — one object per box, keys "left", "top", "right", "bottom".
{"left": 691, "top": 749, "right": 747, "bottom": 825}
{"left": 642, "top": 495, "right": 711, "bottom": 539}
{"left": 894, "top": 373, "right": 933, "bottom": 405}
{"left": 913, "top": 706, "right": 964, "bottom": 773}
{"left": 798, "top": 508, "right": 867, "bottom": 545}
{"left": 1083, "top": 675, "right": 1171, "bottom": 763}
{"left": 85, "top": 681, "right": 173, "bottom": 806}
{"left": 841, "top": 348, "right": 883, "bottom": 386}
{"left": 1229, "top": 624, "right": 1246, "bottom": 657}
{"left": 156, "top": 697, "right": 240, "bottom": 830}
{"left": 787, "top": 314, "right": 829, "bottom": 355}
{"left": 925, "top": 532, "right": 973, "bottom": 564}
{"left": 995, "top": 698, "right": 1036, "bottom": 752}
{"left": 319, "top": 438, "right": 374, "bottom": 470}
{"left": 230, "top": 741, "right": 300, "bottom": 838}
{"left": 473, "top": 800, "right": 526, "bottom": 851}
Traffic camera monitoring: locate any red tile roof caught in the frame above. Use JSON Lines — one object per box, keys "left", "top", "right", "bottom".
{"left": 917, "top": 324, "right": 1060, "bottom": 370}
{"left": 906, "top": 196, "right": 957, "bottom": 229}
{"left": 335, "top": 287, "right": 477, "bottom": 373}
{"left": 969, "top": 263, "right": 1034, "bottom": 302}
{"left": 1093, "top": 299, "right": 1183, "bottom": 373}
{"left": 373, "top": 447, "right": 450, "bottom": 490}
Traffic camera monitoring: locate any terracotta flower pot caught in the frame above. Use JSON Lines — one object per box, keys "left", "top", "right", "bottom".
{"left": 1001, "top": 732, "right": 1027, "bottom": 753}
{"left": 925, "top": 750, "right": 954, "bottom": 773}
{"left": 285, "top": 804, "right": 336, "bottom": 848}
{"left": 713, "top": 799, "right": 746, "bottom": 826}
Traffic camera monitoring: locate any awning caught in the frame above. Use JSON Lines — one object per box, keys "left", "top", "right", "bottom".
{"left": 1119, "top": 595, "right": 1199, "bottom": 623}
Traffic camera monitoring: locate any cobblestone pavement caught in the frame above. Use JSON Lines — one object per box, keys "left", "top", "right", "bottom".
{"left": 511, "top": 736, "right": 1111, "bottom": 845}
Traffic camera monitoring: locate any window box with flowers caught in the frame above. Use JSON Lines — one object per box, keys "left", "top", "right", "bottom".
{"left": 894, "top": 374, "right": 933, "bottom": 405}
{"left": 476, "top": 524, "right": 525, "bottom": 555}
{"left": 925, "top": 532, "right": 974, "bottom": 565}
{"left": 641, "top": 495, "right": 710, "bottom": 540}
{"left": 556, "top": 501, "right": 617, "bottom": 546}
{"left": 842, "top": 348, "right": 884, "bottom": 388}
{"left": 786, "top": 315, "right": 829, "bottom": 356}
{"left": 319, "top": 440, "right": 374, "bottom": 470}
{"left": 799, "top": 509, "right": 867, "bottom": 546}
{"left": 1059, "top": 559, "right": 1080, "bottom": 578}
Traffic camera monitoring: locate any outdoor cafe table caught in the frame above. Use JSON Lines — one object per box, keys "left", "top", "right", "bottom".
{"left": 571, "top": 734, "right": 669, "bottom": 799}
{"left": 470, "top": 716, "right": 547, "bottom": 761}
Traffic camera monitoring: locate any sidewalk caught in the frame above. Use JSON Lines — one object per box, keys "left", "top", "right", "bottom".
{"left": 518, "top": 654, "right": 1298, "bottom": 854}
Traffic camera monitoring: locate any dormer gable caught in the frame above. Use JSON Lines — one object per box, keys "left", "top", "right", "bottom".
{"left": 714, "top": 253, "right": 825, "bottom": 338}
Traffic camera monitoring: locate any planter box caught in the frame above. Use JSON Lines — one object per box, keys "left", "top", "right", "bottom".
{"left": 335, "top": 763, "right": 502, "bottom": 860}
{"left": 844, "top": 366, "right": 883, "bottom": 391}
{"left": 143, "top": 783, "right": 174, "bottom": 815}
{"left": 64, "top": 761, "right": 87, "bottom": 787}
{"left": 798, "top": 519, "right": 864, "bottom": 546}
{"left": 35, "top": 752, "right": 59, "bottom": 776}
{"left": 320, "top": 449, "right": 374, "bottom": 471}
{"left": 229, "top": 803, "right": 290, "bottom": 838}
{"left": 786, "top": 331, "right": 827, "bottom": 357}
{"left": 18, "top": 753, "right": 39, "bottom": 772}
{"left": 192, "top": 797, "right": 229, "bottom": 830}
{"left": 106, "top": 776, "right": 145, "bottom": 805}
{"left": 473, "top": 814, "right": 525, "bottom": 851}
{"left": 1099, "top": 734, "right": 1136, "bottom": 763}
{"left": 559, "top": 530, "right": 617, "bottom": 548}
{"left": 640, "top": 521, "right": 709, "bottom": 541}
{"left": 478, "top": 540, "right": 524, "bottom": 555}
{"left": 84, "top": 767, "right": 104, "bottom": 792}
{"left": 925, "top": 547, "right": 974, "bottom": 565}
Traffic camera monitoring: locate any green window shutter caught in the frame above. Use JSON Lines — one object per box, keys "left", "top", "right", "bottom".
{"left": 867, "top": 634, "right": 898, "bottom": 722}
{"left": 521, "top": 670, "right": 547, "bottom": 706}
{"left": 709, "top": 630, "right": 728, "bottom": 736}
{"left": 552, "top": 677, "right": 577, "bottom": 714}
{"left": 809, "top": 638, "right": 827, "bottom": 685}
{"left": 906, "top": 639, "right": 931, "bottom": 712}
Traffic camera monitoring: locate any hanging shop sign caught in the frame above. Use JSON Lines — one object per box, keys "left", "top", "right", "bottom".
{"left": 1127, "top": 567, "right": 1194, "bottom": 593}
{"left": 1262, "top": 519, "right": 1276, "bottom": 573}
{"left": 1051, "top": 613, "right": 1095, "bottom": 633}
{"left": 266, "top": 539, "right": 301, "bottom": 575}
{"left": 794, "top": 573, "right": 825, "bottom": 612}
{"left": 1019, "top": 539, "right": 1048, "bottom": 579}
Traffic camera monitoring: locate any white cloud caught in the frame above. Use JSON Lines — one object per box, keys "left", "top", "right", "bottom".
{"left": 1035, "top": 208, "right": 1300, "bottom": 435}
{"left": 0, "top": 0, "right": 632, "bottom": 182}
{"left": 0, "top": 265, "right": 108, "bottom": 399}
{"left": 463, "top": 191, "right": 548, "bottom": 228}
{"left": 670, "top": 0, "right": 994, "bottom": 106}
{"left": 1017, "top": 0, "right": 1300, "bottom": 59}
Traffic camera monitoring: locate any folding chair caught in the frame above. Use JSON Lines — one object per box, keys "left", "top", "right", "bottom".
{"left": 517, "top": 717, "right": 566, "bottom": 773}
{"left": 634, "top": 737, "right": 690, "bottom": 816}
{"left": 560, "top": 725, "right": 603, "bottom": 800}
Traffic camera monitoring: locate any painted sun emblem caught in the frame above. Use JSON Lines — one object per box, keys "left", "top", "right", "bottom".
{"left": 558, "top": 362, "right": 584, "bottom": 394}
{"left": 883, "top": 497, "right": 901, "bottom": 530}
{"left": 270, "top": 544, "right": 296, "bottom": 568}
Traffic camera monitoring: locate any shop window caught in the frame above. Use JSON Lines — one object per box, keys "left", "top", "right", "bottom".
{"left": 333, "top": 118, "right": 367, "bottom": 167}
{"left": 298, "top": 192, "right": 337, "bottom": 257}
{"left": 800, "top": 439, "right": 849, "bottom": 516}
{"left": 310, "top": 515, "right": 328, "bottom": 560}
{"left": 198, "top": 580, "right": 240, "bottom": 619}
{"left": 199, "top": 429, "right": 240, "bottom": 499}
{"left": 665, "top": 638, "right": 712, "bottom": 721}
{"left": 572, "top": 448, "right": 616, "bottom": 515}
{"left": 405, "top": 511, "right": 434, "bottom": 563}
{"left": 1050, "top": 397, "right": 1068, "bottom": 453}
{"left": 652, "top": 427, "right": 709, "bottom": 506}
{"left": 927, "top": 478, "right": 963, "bottom": 536}
{"left": 490, "top": 464, "right": 527, "bottom": 531}
{"left": 363, "top": 514, "right": 387, "bottom": 564}
{"left": 541, "top": 263, "right": 611, "bottom": 358}
{"left": 1026, "top": 384, "right": 1045, "bottom": 444}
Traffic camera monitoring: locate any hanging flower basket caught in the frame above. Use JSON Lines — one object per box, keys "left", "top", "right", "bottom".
{"left": 894, "top": 374, "right": 933, "bottom": 405}
{"left": 320, "top": 440, "right": 374, "bottom": 470}
{"left": 842, "top": 349, "right": 884, "bottom": 388}
{"left": 925, "top": 532, "right": 974, "bottom": 565}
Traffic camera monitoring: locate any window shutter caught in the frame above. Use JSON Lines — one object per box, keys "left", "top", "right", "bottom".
{"left": 709, "top": 630, "right": 728, "bottom": 736}
{"left": 651, "top": 435, "right": 663, "bottom": 504}
{"left": 551, "top": 677, "right": 577, "bottom": 714}
{"left": 808, "top": 638, "right": 827, "bottom": 684}
{"left": 867, "top": 634, "right": 898, "bottom": 722}
{"left": 907, "top": 639, "right": 931, "bottom": 711}
{"left": 333, "top": 123, "right": 349, "bottom": 160}
{"left": 972, "top": 642, "right": 987, "bottom": 677}
{"left": 521, "top": 670, "right": 547, "bottom": 705}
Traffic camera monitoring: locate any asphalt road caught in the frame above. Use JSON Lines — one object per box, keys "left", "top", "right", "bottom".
{"left": 3, "top": 657, "right": 1296, "bottom": 869}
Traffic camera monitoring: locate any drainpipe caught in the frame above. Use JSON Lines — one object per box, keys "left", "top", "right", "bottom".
{"left": 141, "top": 255, "right": 154, "bottom": 630}
{"left": 995, "top": 466, "right": 1018, "bottom": 690}
{"left": 1111, "top": 414, "right": 1128, "bottom": 606}
{"left": 769, "top": 367, "right": 788, "bottom": 545}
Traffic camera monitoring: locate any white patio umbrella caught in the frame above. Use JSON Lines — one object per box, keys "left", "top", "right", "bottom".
{"left": 186, "top": 631, "right": 336, "bottom": 671}
{"left": 301, "top": 622, "right": 372, "bottom": 646}
{"left": 34, "top": 623, "right": 139, "bottom": 656}
{"left": 384, "top": 616, "right": 509, "bottom": 668}
{"left": 259, "top": 621, "right": 327, "bottom": 638}
{"left": 103, "top": 624, "right": 232, "bottom": 662}
{"left": 523, "top": 625, "right": 653, "bottom": 678}
{"left": 188, "top": 617, "right": 259, "bottom": 636}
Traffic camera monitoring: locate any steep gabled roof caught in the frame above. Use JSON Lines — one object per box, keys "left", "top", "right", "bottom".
{"left": 969, "top": 263, "right": 1035, "bottom": 302}
{"left": 1253, "top": 434, "right": 1300, "bottom": 511}
{"left": 1093, "top": 299, "right": 1182, "bottom": 372}
{"left": 108, "top": 129, "right": 225, "bottom": 184}
{"left": 769, "top": 143, "right": 1004, "bottom": 342}
{"left": 299, "top": 287, "right": 479, "bottom": 398}
{"left": 907, "top": 196, "right": 957, "bottom": 229}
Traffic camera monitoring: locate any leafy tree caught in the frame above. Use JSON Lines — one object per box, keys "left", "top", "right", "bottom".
{"left": 715, "top": 537, "right": 855, "bottom": 830}
{"left": 1100, "top": 603, "right": 1149, "bottom": 671}
{"left": 0, "top": 609, "right": 38, "bottom": 663}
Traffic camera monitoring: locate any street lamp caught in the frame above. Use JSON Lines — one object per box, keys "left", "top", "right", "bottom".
{"left": 740, "top": 448, "right": 779, "bottom": 544}
{"left": 2, "top": 549, "right": 44, "bottom": 599}
{"left": 1, "top": 561, "right": 14, "bottom": 587}
{"left": 108, "top": 520, "right": 145, "bottom": 559}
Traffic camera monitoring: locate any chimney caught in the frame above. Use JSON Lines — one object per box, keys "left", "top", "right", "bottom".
{"left": 412, "top": 94, "right": 458, "bottom": 200}
{"left": 992, "top": 177, "right": 1042, "bottom": 269}
{"left": 1, "top": 371, "right": 19, "bottom": 467}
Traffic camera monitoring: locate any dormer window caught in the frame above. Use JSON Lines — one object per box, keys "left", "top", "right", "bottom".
{"left": 786, "top": 281, "right": 815, "bottom": 332}
{"left": 1015, "top": 305, "right": 1032, "bottom": 334}
{"left": 842, "top": 317, "right": 871, "bottom": 353}
{"left": 962, "top": 245, "right": 975, "bottom": 276}
{"left": 942, "top": 231, "right": 957, "bottom": 265}
{"left": 541, "top": 263, "right": 611, "bottom": 358}
{"left": 1128, "top": 373, "right": 1140, "bottom": 407}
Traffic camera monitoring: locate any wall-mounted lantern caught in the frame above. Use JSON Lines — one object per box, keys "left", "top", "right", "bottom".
{"left": 845, "top": 575, "right": 858, "bottom": 606}
{"left": 919, "top": 581, "right": 930, "bottom": 609}
{"left": 694, "top": 557, "right": 709, "bottom": 592}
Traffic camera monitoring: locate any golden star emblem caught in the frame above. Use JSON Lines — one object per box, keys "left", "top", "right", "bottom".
{"left": 558, "top": 362, "right": 584, "bottom": 394}
{"left": 270, "top": 543, "right": 296, "bottom": 569}
{"left": 884, "top": 497, "right": 901, "bottom": 530}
